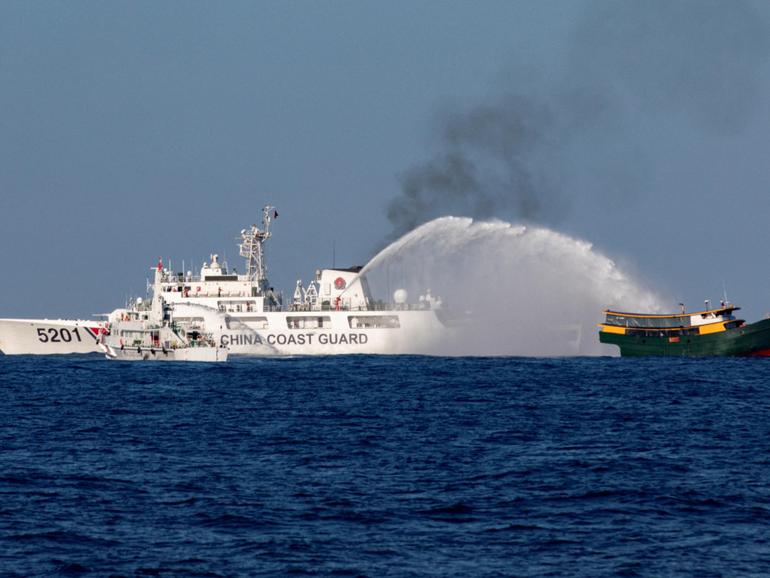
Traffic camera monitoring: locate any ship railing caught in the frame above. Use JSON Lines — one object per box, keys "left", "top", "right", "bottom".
{"left": 285, "top": 302, "right": 438, "bottom": 313}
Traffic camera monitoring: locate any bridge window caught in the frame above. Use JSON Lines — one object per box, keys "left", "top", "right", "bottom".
{"left": 287, "top": 316, "right": 331, "bottom": 329}
{"left": 226, "top": 316, "right": 268, "bottom": 330}
{"left": 605, "top": 314, "right": 689, "bottom": 329}
{"left": 217, "top": 300, "right": 257, "bottom": 313}
{"left": 348, "top": 315, "right": 400, "bottom": 329}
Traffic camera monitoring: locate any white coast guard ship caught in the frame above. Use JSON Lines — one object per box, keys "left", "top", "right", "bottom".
{"left": 0, "top": 206, "right": 446, "bottom": 356}
{"left": 134, "top": 206, "right": 445, "bottom": 355}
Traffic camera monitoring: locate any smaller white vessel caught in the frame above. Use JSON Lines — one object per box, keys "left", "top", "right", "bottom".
{"left": 98, "top": 298, "right": 228, "bottom": 362}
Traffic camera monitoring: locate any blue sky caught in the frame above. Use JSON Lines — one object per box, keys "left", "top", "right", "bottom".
{"left": 1, "top": 1, "right": 769, "bottom": 320}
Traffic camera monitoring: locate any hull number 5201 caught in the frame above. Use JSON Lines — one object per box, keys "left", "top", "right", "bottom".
{"left": 37, "top": 327, "right": 82, "bottom": 343}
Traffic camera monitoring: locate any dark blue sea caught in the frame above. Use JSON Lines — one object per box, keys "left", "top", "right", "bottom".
{"left": 1, "top": 356, "right": 770, "bottom": 577}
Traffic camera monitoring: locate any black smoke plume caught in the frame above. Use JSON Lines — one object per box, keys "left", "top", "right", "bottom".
{"left": 386, "top": 0, "right": 768, "bottom": 240}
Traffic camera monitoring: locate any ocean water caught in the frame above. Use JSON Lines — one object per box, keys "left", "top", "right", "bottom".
{"left": 1, "top": 356, "right": 769, "bottom": 577}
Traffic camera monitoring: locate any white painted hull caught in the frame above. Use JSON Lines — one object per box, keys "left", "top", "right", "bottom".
{"left": 217, "top": 310, "right": 444, "bottom": 355}
{"left": 169, "top": 302, "right": 445, "bottom": 355}
{"left": 0, "top": 307, "right": 446, "bottom": 357}
{"left": 0, "top": 311, "right": 445, "bottom": 356}
{"left": 0, "top": 319, "right": 104, "bottom": 355}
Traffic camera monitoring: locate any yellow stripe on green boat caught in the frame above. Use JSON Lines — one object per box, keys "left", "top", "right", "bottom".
{"left": 699, "top": 322, "right": 726, "bottom": 335}
{"left": 600, "top": 325, "right": 626, "bottom": 335}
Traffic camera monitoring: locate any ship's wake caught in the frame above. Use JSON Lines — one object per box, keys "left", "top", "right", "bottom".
{"left": 362, "top": 217, "right": 664, "bottom": 356}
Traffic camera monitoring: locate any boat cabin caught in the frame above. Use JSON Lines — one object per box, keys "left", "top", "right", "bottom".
{"left": 600, "top": 306, "right": 745, "bottom": 338}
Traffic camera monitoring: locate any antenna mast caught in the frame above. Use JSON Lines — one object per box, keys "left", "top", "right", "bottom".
{"left": 239, "top": 205, "right": 276, "bottom": 292}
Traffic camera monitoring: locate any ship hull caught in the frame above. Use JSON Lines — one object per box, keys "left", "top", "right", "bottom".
{"left": 0, "top": 309, "right": 446, "bottom": 356}
{"left": 204, "top": 309, "right": 445, "bottom": 355}
{"left": 600, "top": 318, "right": 770, "bottom": 357}
{"left": 0, "top": 319, "right": 104, "bottom": 355}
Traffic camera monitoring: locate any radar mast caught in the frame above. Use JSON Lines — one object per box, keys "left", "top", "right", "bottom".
{"left": 239, "top": 205, "right": 276, "bottom": 293}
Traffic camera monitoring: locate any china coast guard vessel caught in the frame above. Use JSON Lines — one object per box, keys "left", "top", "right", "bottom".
{"left": 138, "top": 206, "right": 445, "bottom": 355}
{"left": 0, "top": 206, "right": 446, "bottom": 356}
{"left": 599, "top": 303, "right": 770, "bottom": 356}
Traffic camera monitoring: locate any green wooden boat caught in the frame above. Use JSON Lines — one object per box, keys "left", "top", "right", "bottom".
{"left": 598, "top": 305, "right": 770, "bottom": 357}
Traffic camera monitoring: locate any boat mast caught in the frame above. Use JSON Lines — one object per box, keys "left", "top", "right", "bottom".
{"left": 239, "top": 205, "right": 276, "bottom": 293}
